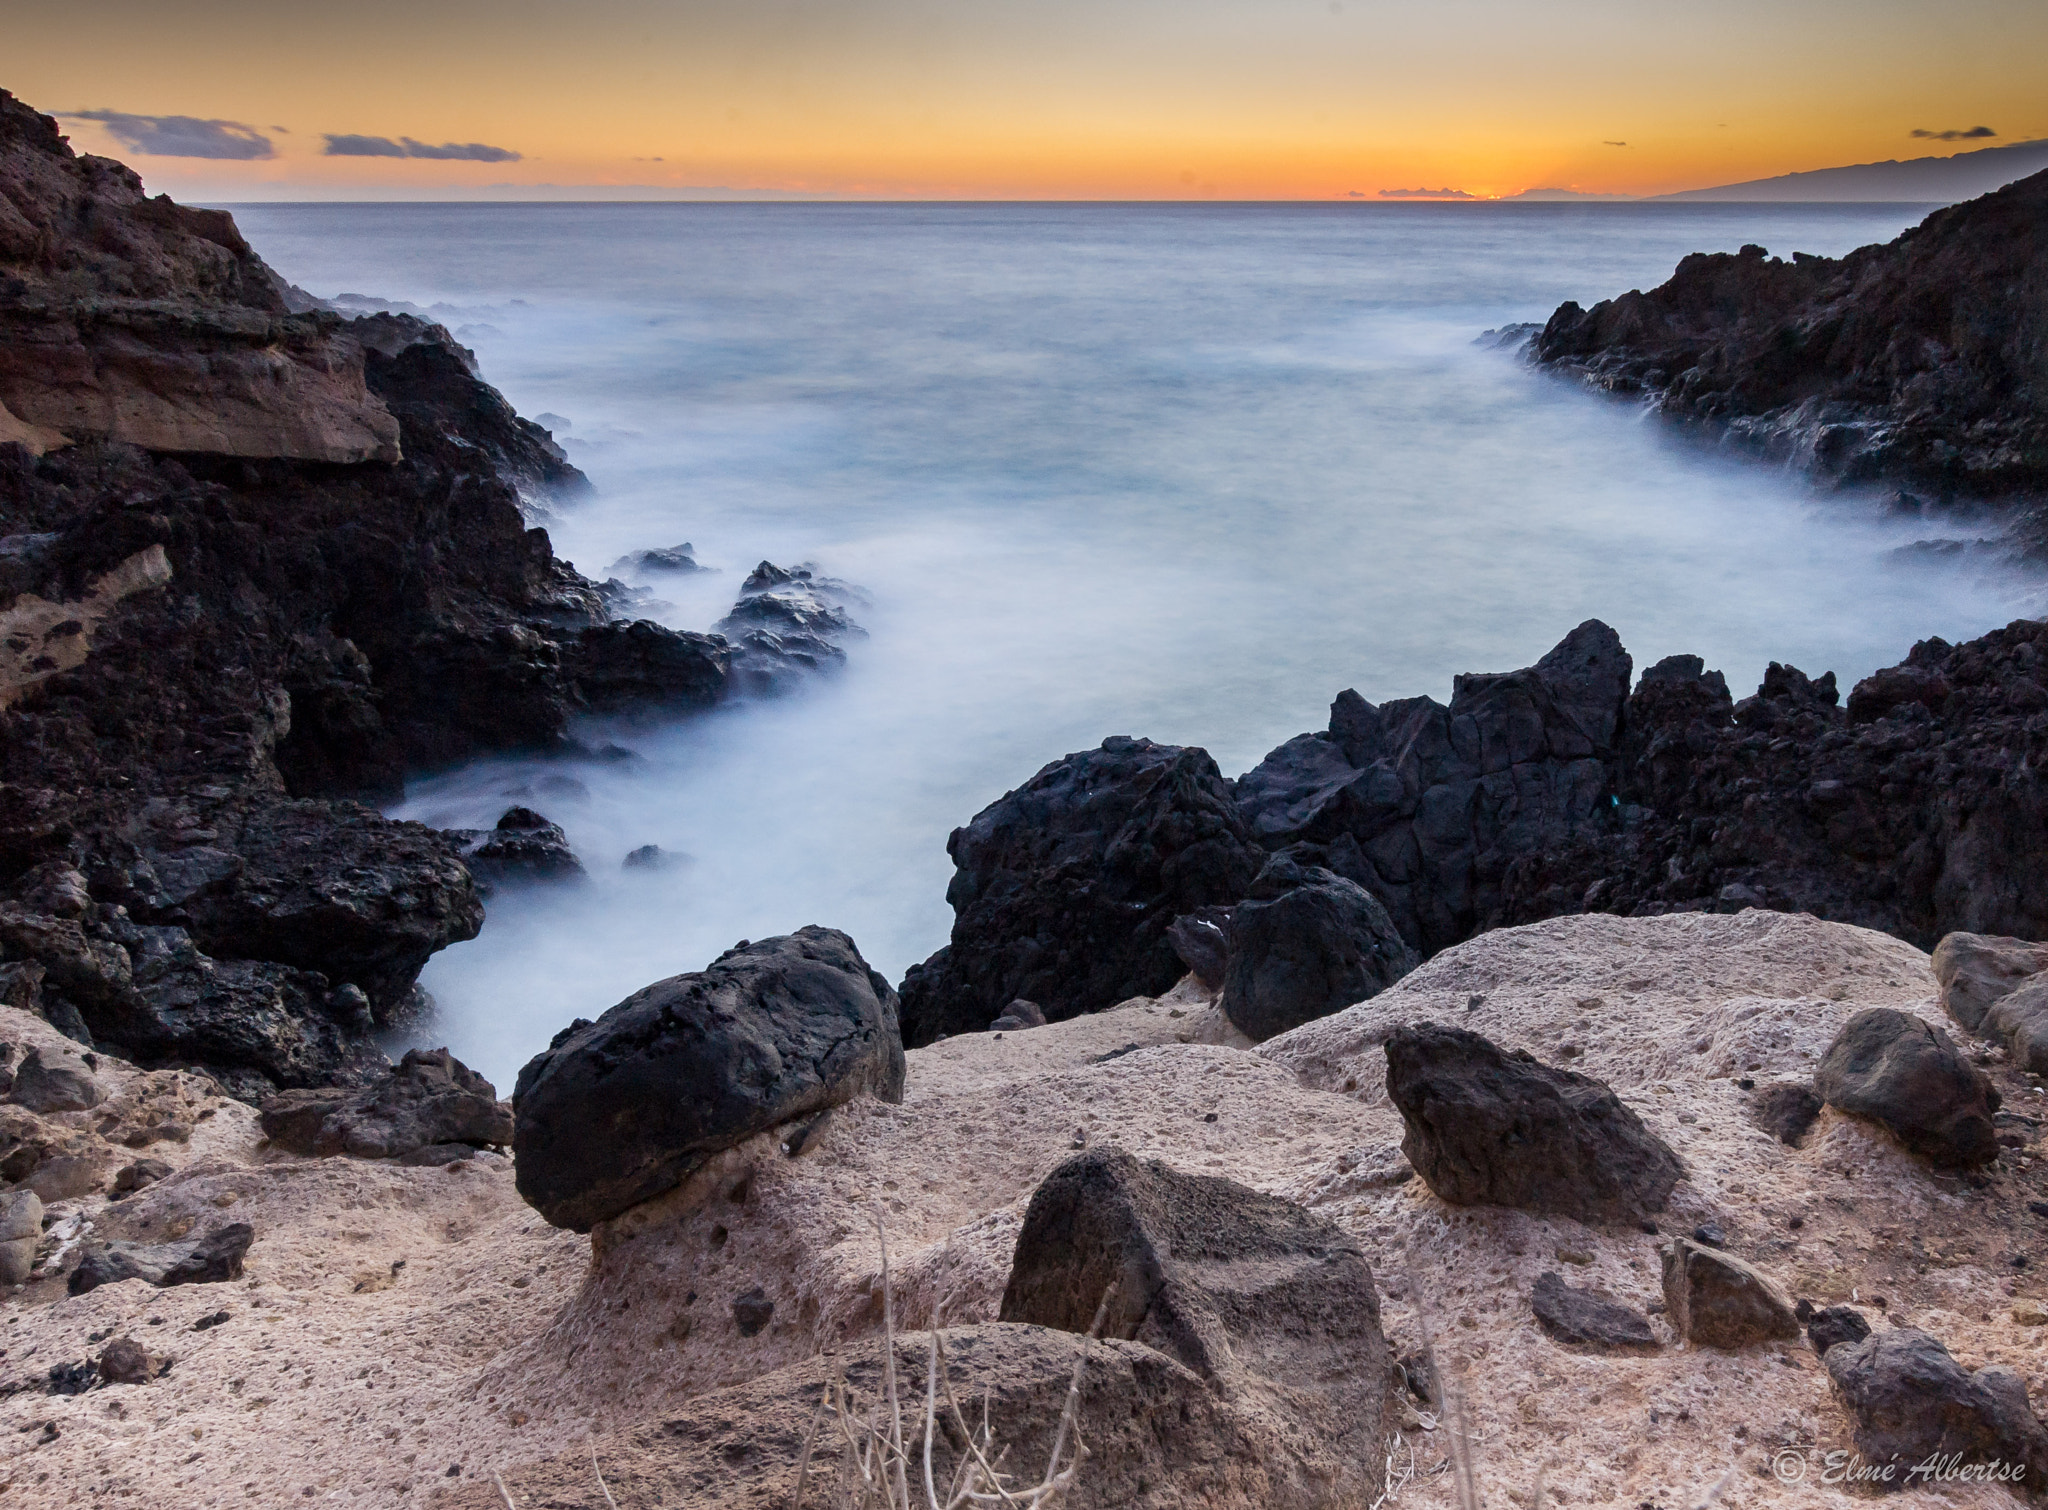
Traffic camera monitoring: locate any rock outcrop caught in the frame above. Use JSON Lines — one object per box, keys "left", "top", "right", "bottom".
{"left": 1532, "top": 168, "right": 2048, "bottom": 505}
{"left": 1219, "top": 851, "right": 1415, "bottom": 1042}
{"left": 441, "top": 807, "right": 585, "bottom": 892}
{"left": 1384, "top": 1022, "right": 1684, "bottom": 1222}
{"left": 512, "top": 927, "right": 906, "bottom": 1230}
{"left": 68, "top": 1221, "right": 252, "bottom": 1295}
{"left": 999, "top": 1148, "right": 1394, "bottom": 1509}
{"left": 1235, "top": 619, "right": 1632, "bottom": 956}
{"left": 258, "top": 1047, "right": 511, "bottom": 1159}
{"left": 0, "top": 90, "right": 863, "bottom": 1095}
{"left": 896, "top": 737, "right": 1263, "bottom": 1045}
{"left": 1815, "top": 1007, "right": 2001, "bottom": 1168}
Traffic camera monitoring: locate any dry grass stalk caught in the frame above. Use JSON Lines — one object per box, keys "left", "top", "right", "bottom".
{"left": 791, "top": 1208, "right": 1105, "bottom": 1510}
{"left": 1404, "top": 1250, "right": 1481, "bottom": 1510}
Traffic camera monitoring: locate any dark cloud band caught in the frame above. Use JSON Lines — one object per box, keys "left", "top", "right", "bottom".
{"left": 65, "top": 110, "right": 274, "bottom": 160}
{"left": 1910, "top": 126, "right": 1996, "bottom": 141}
{"left": 323, "top": 134, "right": 522, "bottom": 162}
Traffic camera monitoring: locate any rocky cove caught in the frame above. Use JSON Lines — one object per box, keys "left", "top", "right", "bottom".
{"left": 2, "top": 83, "right": 2048, "bottom": 1509}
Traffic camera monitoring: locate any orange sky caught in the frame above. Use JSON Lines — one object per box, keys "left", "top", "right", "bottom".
{"left": 11, "top": 0, "right": 2048, "bottom": 199}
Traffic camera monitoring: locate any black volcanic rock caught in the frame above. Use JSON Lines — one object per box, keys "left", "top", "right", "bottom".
{"left": 512, "top": 927, "right": 906, "bottom": 1230}
{"left": 1234, "top": 620, "right": 1632, "bottom": 955}
{"left": 1824, "top": 1328, "right": 2048, "bottom": 1488}
{"left": 1219, "top": 852, "right": 1415, "bottom": 1042}
{"left": 895, "top": 737, "right": 1264, "bottom": 1045}
{"left": 1532, "top": 170, "right": 2048, "bottom": 504}
{"left": 1384, "top": 1022, "right": 1683, "bottom": 1223}
{"left": 443, "top": 807, "right": 586, "bottom": 892}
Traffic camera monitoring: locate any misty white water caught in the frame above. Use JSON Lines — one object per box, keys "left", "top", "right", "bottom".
{"left": 231, "top": 201, "right": 2037, "bottom": 1089}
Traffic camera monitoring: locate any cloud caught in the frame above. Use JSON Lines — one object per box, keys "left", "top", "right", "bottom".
{"left": 64, "top": 110, "right": 274, "bottom": 160}
{"left": 323, "top": 134, "right": 522, "bottom": 162}
{"left": 1910, "top": 126, "right": 1997, "bottom": 141}
{"left": 1603, "top": 140, "right": 1627, "bottom": 147}
{"left": 1377, "top": 187, "right": 1475, "bottom": 199}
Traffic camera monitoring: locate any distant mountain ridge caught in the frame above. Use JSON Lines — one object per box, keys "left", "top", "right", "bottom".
{"left": 1654, "top": 137, "right": 2048, "bottom": 203}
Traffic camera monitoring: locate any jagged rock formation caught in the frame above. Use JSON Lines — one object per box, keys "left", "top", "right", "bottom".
{"left": 903, "top": 615, "right": 2048, "bottom": 1038}
{"left": 1532, "top": 168, "right": 2048, "bottom": 505}
{"left": 0, "top": 90, "right": 853, "bottom": 1095}
{"left": 896, "top": 737, "right": 1263, "bottom": 1045}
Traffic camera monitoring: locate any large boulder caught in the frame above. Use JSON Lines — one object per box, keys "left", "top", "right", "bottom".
{"left": 1825, "top": 1328, "right": 2048, "bottom": 1490}
{"left": 1384, "top": 1022, "right": 1683, "bottom": 1223}
{"left": 998, "top": 1149, "right": 1393, "bottom": 1508}
{"left": 897, "top": 737, "right": 1264, "bottom": 1045}
{"left": 1814, "top": 1008, "right": 2000, "bottom": 1168}
{"left": 445, "top": 1321, "right": 1380, "bottom": 1510}
{"left": 259, "top": 1047, "right": 512, "bottom": 1159}
{"left": 1660, "top": 1238, "right": 1800, "bottom": 1348}
{"left": 1233, "top": 621, "right": 1631, "bottom": 955}
{"left": 512, "top": 927, "right": 906, "bottom": 1231}
{"left": 1220, "top": 852, "right": 1415, "bottom": 1042}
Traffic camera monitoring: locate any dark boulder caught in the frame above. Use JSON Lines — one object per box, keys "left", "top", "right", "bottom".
{"left": 1814, "top": 1008, "right": 2000, "bottom": 1168}
{"left": 989, "top": 999, "right": 1046, "bottom": 1031}
{"left": 1233, "top": 621, "right": 1631, "bottom": 955}
{"left": 897, "top": 737, "right": 1264, "bottom": 1045}
{"left": 1825, "top": 1327, "right": 2048, "bottom": 1489}
{"left": 999, "top": 1148, "right": 1393, "bottom": 1507}
{"left": 1802, "top": 1302, "right": 1873, "bottom": 1357}
{"left": 1530, "top": 1270, "right": 1657, "bottom": 1351}
{"left": 609, "top": 542, "right": 708, "bottom": 575}
{"left": 512, "top": 927, "right": 906, "bottom": 1230}
{"left": 69, "top": 1223, "right": 253, "bottom": 1295}
{"left": 259, "top": 1047, "right": 512, "bottom": 1159}
{"left": 1219, "top": 852, "right": 1415, "bottom": 1043}
{"left": 442, "top": 807, "right": 585, "bottom": 892}
{"left": 1932, "top": 932, "right": 2048, "bottom": 1075}
{"left": 1660, "top": 1238, "right": 1800, "bottom": 1348}
{"left": 1384, "top": 1022, "right": 1683, "bottom": 1223}
{"left": 558, "top": 620, "right": 730, "bottom": 716}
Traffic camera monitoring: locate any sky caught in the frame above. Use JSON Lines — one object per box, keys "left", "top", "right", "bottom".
{"left": 10, "top": 0, "right": 2048, "bottom": 200}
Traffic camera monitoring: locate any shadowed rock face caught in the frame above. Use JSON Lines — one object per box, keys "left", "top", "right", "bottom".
{"left": 1220, "top": 852, "right": 1415, "bottom": 1042}
{"left": 1532, "top": 168, "right": 2048, "bottom": 505}
{"left": 512, "top": 928, "right": 907, "bottom": 1231}
{"left": 896, "top": 737, "right": 1263, "bottom": 1045}
{"left": 1385, "top": 1022, "right": 1684, "bottom": 1223}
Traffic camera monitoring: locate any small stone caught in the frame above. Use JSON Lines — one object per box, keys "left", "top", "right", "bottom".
{"left": 988, "top": 1000, "right": 1046, "bottom": 1032}
{"left": 1555, "top": 1246, "right": 1594, "bottom": 1266}
{"left": 1661, "top": 1238, "right": 1799, "bottom": 1348}
{"left": 111, "top": 1159, "right": 173, "bottom": 1197}
{"left": 192, "top": 1311, "right": 230, "bottom": 1331}
{"left": 2014, "top": 1299, "right": 2048, "bottom": 1327}
{"left": 2029, "top": 1200, "right": 2048, "bottom": 1218}
{"left": 1530, "top": 1271, "right": 1657, "bottom": 1351}
{"left": 1804, "top": 1305, "right": 1871, "bottom": 1356}
{"left": 97, "top": 1338, "right": 156, "bottom": 1386}
{"left": 1204, "top": 1112, "right": 1218, "bottom": 1123}
{"left": 621, "top": 844, "right": 665, "bottom": 871}
{"left": 1751, "top": 1083, "right": 1823, "bottom": 1146}
{"left": 1692, "top": 1222, "right": 1726, "bottom": 1248}
{"left": 732, "top": 1288, "right": 774, "bottom": 1337}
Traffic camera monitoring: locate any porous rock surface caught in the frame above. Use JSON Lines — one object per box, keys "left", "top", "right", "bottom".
{"left": 4, "top": 897, "right": 2048, "bottom": 1509}
{"left": 511, "top": 927, "right": 907, "bottom": 1230}
{"left": 1384, "top": 1021, "right": 1684, "bottom": 1223}
{"left": 1825, "top": 1327, "right": 2048, "bottom": 1488}
{"left": 1532, "top": 167, "right": 2048, "bottom": 504}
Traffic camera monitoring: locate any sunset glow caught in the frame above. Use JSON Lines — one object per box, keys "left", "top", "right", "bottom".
{"left": 14, "top": 0, "right": 2048, "bottom": 200}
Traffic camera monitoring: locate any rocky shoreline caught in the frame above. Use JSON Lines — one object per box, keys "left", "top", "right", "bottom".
{"left": 2, "top": 83, "right": 2047, "bottom": 1510}
{"left": 1527, "top": 165, "right": 2047, "bottom": 531}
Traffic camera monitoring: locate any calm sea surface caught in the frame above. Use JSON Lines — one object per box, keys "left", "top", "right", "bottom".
{"left": 227, "top": 201, "right": 2038, "bottom": 1087}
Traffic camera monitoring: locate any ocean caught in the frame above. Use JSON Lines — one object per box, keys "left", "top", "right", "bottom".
{"left": 228, "top": 200, "right": 2039, "bottom": 1090}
